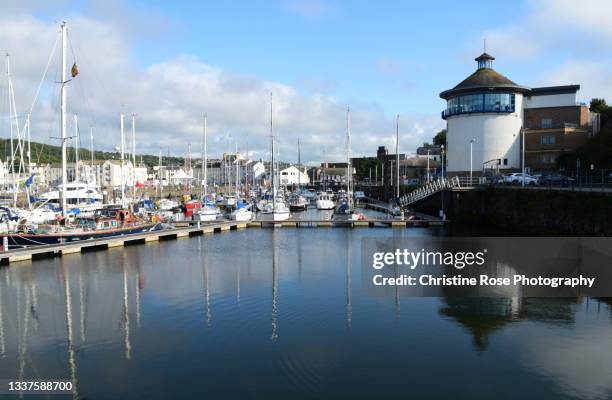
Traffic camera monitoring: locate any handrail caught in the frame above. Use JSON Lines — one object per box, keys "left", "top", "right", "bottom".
{"left": 399, "top": 176, "right": 461, "bottom": 207}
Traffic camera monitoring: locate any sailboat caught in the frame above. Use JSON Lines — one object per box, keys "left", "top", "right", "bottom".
{"left": 230, "top": 143, "right": 252, "bottom": 221}
{"left": 334, "top": 107, "right": 363, "bottom": 221}
{"left": 261, "top": 93, "right": 290, "bottom": 221}
{"left": 194, "top": 114, "right": 220, "bottom": 221}
{"left": 288, "top": 138, "right": 309, "bottom": 211}
{"left": 0, "top": 22, "right": 162, "bottom": 248}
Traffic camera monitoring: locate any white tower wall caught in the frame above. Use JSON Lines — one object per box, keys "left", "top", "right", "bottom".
{"left": 446, "top": 94, "right": 523, "bottom": 173}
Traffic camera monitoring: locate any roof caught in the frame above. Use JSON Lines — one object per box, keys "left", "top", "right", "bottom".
{"left": 475, "top": 52, "right": 495, "bottom": 61}
{"left": 526, "top": 85, "right": 580, "bottom": 97}
{"left": 440, "top": 52, "right": 529, "bottom": 99}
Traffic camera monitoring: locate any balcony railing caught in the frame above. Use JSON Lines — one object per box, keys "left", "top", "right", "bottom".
{"left": 442, "top": 104, "right": 515, "bottom": 119}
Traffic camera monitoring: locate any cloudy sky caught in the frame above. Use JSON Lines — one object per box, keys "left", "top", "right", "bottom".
{"left": 1, "top": 0, "right": 610, "bottom": 165}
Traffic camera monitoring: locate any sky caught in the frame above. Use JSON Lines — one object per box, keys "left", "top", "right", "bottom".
{"left": 1, "top": 0, "right": 611, "bottom": 165}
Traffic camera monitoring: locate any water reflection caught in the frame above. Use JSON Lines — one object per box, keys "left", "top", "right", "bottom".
{"left": 0, "top": 229, "right": 609, "bottom": 399}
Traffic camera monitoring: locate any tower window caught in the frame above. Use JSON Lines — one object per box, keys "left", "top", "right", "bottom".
{"left": 541, "top": 118, "right": 553, "bottom": 129}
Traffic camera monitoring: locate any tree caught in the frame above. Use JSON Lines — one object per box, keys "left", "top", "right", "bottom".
{"left": 433, "top": 129, "right": 446, "bottom": 147}
{"left": 589, "top": 98, "right": 608, "bottom": 113}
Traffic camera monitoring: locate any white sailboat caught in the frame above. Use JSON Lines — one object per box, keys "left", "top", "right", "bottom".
{"left": 261, "top": 93, "right": 290, "bottom": 221}
{"left": 194, "top": 114, "right": 219, "bottom": 221}
{"left": 230, "top": 142, "right": 252, "bottom": 221}
{"left": 334, "top": 107, "right": 363, "bottom": 221}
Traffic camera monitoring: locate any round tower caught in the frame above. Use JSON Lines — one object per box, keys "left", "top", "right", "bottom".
{"left": 440, "top": 53, "right": 528, "bottom": 174}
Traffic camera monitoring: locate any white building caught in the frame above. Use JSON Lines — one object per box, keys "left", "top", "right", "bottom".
{"left": 441, "top": 52, "right": 589, "bottom": 174}
{"left": 252, "top": 161, "right": 266, "bottom": 180}
{"left": 441, "top": 53, "right": 526, "bottom": 173}
{"left": 102, "top": 160, "right": 135, "bottom": 188}
{"left": 279, "top": 165, "right": 310, "bottom": 186}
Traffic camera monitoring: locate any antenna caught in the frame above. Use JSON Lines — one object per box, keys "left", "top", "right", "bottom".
{"left": 483, "top": 38, "right": 487, "bottom": 53}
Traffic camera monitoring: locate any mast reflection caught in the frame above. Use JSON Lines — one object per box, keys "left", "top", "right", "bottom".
{"left": 122, "top": 253, "right": 132, "bottom": 361}
{"left": 63, "top": 263, "right": 79, "bottom": 399}
{"left": 271, "top": 231, "right": 279, "bottom": 341}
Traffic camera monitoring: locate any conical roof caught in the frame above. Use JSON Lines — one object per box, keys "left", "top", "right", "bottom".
{"left": 440, "top": 53, "right": 528, "bottom": 99}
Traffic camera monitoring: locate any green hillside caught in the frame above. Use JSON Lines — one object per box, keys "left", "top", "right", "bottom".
{"left": 0, "top": 138, "right": 187, "bottom": 169}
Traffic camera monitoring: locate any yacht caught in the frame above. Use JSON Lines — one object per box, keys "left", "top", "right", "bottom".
{"left": 38, "top": 182, "right": 103, "bottom": 212}
{"left": 288, "top": 192, "right": 308, "bottom": 211}
{"left": 260, "top": 92, "right": 290, "bottom": 221}
{"left": 230, "top": 200, "right": 253, "bottom": 221}
{"left": 316, "top": 192, "right": 335, "bottom": 210}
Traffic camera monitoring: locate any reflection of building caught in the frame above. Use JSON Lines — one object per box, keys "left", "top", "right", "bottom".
{"left": 440, "top": 52, "right": 599, "bottom": 174}
{"left": 439, "top": 297, "right": 578, "bottom": 350}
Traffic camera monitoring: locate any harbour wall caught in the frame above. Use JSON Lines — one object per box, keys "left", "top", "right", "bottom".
{"left": 412, "top": 187, "right": 612, "bottom": 236}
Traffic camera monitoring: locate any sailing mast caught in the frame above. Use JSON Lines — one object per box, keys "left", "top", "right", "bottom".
{"left": 297, "top": 138, "right": 301, "bottom": 192}
{"left": 346, "top": 107, "right": 352, "bottom": 206}
{"left": 73, "top": 114, "right": 79, "bottom": 182}
{"left": 120, "top": 113, "right": 125, "bottom": 207}
{"left": 270, "top": 92, "right": 275, "bottom": 210}
{"left": 131, "top": 113, "right": 136, "bottom": 200}
{"left": 395, "top": 114, "right": 400, "bottom": 201}
{"left": 90, "top": 126, "right": 94, "bottom": 183}
{"left": 60, "top": 22, "right": 68, "bottom": 217}
{"left": 202, "top": 114, "right": 207, "bottom": 198}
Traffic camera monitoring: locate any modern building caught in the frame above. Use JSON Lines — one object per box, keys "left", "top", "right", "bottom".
{"left": 440, "top": 52, "right": 598, "bottom": 174}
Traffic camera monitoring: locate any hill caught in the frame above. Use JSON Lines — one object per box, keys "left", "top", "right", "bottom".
{"left": 0, "top": 138, "right": 187, "bottom": 169}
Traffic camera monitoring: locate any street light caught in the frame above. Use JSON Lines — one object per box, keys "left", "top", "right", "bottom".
{"left": 426, "top": 149, "right": 430, "bottom": 182}
{"left": 441, "top": 145, "right": 445, "bottom": 179}
{"left": 469, "top": 139, "right": 475, "bottom": 184}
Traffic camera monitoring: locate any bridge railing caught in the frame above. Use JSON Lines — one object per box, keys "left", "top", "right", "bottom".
{"left": 399, "top": 176, "right": 461, "bottom": 207}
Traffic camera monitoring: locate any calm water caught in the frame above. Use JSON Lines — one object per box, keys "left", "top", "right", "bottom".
{"left": 0, "top": 227, "right": 611, "bottom": 399}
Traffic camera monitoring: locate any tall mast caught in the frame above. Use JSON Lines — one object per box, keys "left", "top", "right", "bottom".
{"left": 6, "top": 54, "right": 15, "bottom": 197}
{"left": 60, "top": 22, "right": 68, "bottom": 217}
{"left": 74, "top": 114, "right": 79, "bottom": 182}
{"left": 346, "top": 107, "right": 351, "bottom": 203}
{"left": 120, "top": 113, "right": 125, "bottom": 206}
{"left": 235, "top": 143, "right": 239, "bottom": 198}
{"left": 131, "top": 113, "right": 136, "bottom": 200}
{"left": 395, "top": 114, "right": 400, "bottom": 200}
{"left": 202, "top": 114, "right": 207, "bottom": 198}
{"left": 90, "top": 126, "right": 94, "bottom": 183}
{"left": 158, "top": 147, "right": 162, "bottom": 198}
{"left": 26, "top": 113, "right": 31, "bottom": 176}
{"left": 297, "top": 138, "right": 301, "bottom": 190}
{"left": 270, "top": 92, "right": 275, "bottom": 209}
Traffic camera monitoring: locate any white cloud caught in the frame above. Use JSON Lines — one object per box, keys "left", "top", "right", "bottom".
{"left": 0, "top": 9, "right": 443, "bottom": 165}
{"left": 472, "top": 0, "right": 612, "bottom": 102}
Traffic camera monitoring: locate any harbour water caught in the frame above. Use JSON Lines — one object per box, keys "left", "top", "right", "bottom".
{"left": 0, "top": 226, "right": 611, "bottom": 399}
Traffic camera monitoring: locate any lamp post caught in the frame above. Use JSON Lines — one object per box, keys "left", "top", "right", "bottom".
{"left": 469, "top": 139, "right": 475, "bottom": 184}
{"left": 441, "top": 145, "right": 445, "bottom": 179}
{"left": 426, "top": 149, "right": 430, "bottom": 182}
{"left": 521, "top": 127, "right": 525, "bottom": 188}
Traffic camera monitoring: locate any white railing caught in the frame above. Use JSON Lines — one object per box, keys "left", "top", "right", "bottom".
{"left": 399, "top": 176, "right": 461, "bottom": 207}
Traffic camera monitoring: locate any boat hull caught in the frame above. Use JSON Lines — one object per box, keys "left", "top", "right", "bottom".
{"left": 0, "top": 223, "right": 163, "bottom": 249}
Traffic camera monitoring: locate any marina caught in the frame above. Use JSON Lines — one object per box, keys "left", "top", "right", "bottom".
{"left": 1, "top": 227, "right": 611, "bottom": 399}
{"left": 1, "top": 2, "right": 611, "bottom": 399}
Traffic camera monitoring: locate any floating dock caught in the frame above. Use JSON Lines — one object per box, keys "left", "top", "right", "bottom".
{"left": 0, "top": 217, "right": 447, "bottom": 265}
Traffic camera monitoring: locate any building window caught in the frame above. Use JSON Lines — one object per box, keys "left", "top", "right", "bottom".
{"left": 541, "top": 118, "right": 553, "bottom": 129}
{"left": 503, "top": 158, "right": 508, "bottom": 166}
{"left": 540, "top": 154, "right": 556, "bottom": 164}
{"left": 540, "top": 135, "right": 556, "bottom": 145}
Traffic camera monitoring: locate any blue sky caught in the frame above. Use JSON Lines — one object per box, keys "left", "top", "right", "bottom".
{"left": 3, "top": 0, "right": 611, "bottom": 162}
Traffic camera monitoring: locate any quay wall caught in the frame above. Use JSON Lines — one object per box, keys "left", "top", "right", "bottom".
{"left": 413, "top": 187, "right": 612, "bottom": 236}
